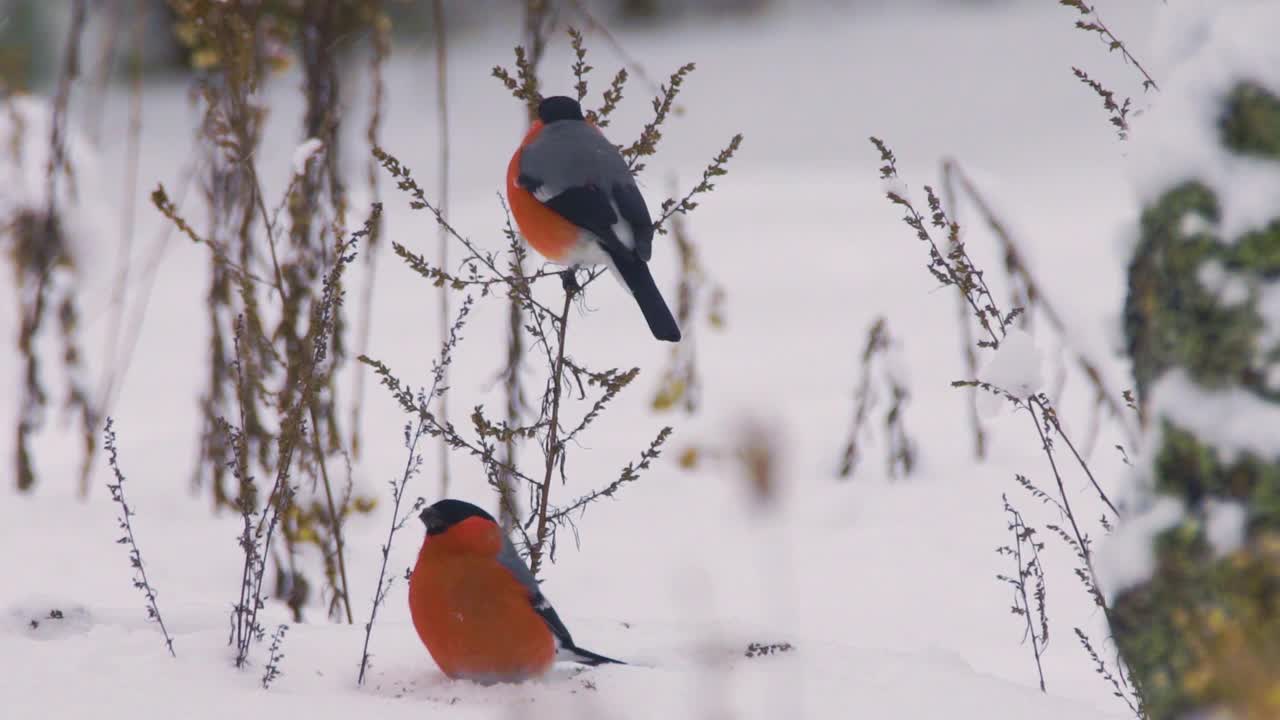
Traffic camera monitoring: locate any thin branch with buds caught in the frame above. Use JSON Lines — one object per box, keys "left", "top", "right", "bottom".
{"left": 997, "top": 494, "right": 1049, "bottom": 692}
{"left": 104, "top": 418, "right": 176, "bottom": 658}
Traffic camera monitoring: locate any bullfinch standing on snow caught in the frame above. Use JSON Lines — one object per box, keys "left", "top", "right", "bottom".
{"left": 506, "top": 95, "right": 681, "bottom": 342}
{"left": 408, "top": 499, "right": 623, "bottom": 683}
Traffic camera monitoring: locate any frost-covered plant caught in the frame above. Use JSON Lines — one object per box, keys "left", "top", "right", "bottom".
{"left": 869, "top": 138, "right": 1137, "bottom": 712}
{"left": 940, "top": 159, "right": 1136, "bottom": 456}
{"left": 1112, "top": 6, "right": 1280, "bottom": 718}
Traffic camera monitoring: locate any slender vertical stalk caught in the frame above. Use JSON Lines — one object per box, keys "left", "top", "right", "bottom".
{"left": 529, "top": 280, "right": 575, "bottom": 578}
{"left": 350, "top": 0, "right": 391, "bottom": 460}
{"left": 99, "top": 0, "right": 146, "bottom": 424}
{"left": 311, "top": 406, "right": 353, "bottom": 623}
{"left": 939, "top": 162, "right": 986, "bottom": 460}
{"left": 432, "top": 0, "right": 452, "bottom": 496}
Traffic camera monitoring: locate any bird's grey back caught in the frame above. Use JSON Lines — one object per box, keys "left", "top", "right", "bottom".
{"left": 520, "top": 121, "right": 633, "bottom": 195}
{"left": 496, "top": 536, "right": 540, "bottom": 598}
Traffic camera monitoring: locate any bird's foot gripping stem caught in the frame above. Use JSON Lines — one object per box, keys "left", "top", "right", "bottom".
{"left": 560, "top": 267, "right": 582, "bottom": 296}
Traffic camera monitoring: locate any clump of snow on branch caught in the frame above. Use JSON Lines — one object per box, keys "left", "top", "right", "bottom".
{"left": 292, "top": 138, "right": 324, "bottom": 176}
{"left": 1096, "top": 496, "right": 1184, "bottom": 600}
{"left": 1204, "top": 499, "right": 1247, "bottom": 558}
{"left": 1150, "top": 370, "right": 1280, "bottom": 464}
{"left": 1195, "top": 259, "right": 1249, "bottom": 306}
{"left": 976, "top": 328, "right": 1043, "bottom": 417}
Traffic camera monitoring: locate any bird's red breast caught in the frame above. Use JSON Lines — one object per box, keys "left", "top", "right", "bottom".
{"left": 408, "top": 516, "right": 557, "bottom": 682}
{"left": 506, "top": 120, "right": 582, "bottom": 263}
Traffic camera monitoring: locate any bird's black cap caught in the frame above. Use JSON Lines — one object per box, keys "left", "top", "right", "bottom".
{"left": 419, "top": 499, "right": 496, "bottom": 536}
{"left": 537, "top": 96, "right": 585, "bottom": 124}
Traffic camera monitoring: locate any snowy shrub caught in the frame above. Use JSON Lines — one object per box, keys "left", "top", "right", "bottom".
{"left": 1112, "top": 5, "right": 1280, "bottom": 718}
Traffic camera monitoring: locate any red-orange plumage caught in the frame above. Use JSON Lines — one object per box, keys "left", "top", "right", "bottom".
{"left": 506, "top": 120, "right": 581, "bottom": 262}
{"left": 408, "top": 516, "right": 556, "bottom": 682}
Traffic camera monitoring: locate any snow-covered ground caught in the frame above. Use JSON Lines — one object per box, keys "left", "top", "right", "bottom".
{"left": 3, "top": 1, "right": 1181, "bottom": 717}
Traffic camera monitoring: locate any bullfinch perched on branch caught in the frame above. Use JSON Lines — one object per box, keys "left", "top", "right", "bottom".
{"left": 506, "top": 95, "right": 681, "bottom": 342}
{"left": 408, "top": 499, "right": 623, "bottom": 683}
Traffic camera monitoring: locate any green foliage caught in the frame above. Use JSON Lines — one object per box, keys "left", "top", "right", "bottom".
{"left": 168, "top": 0, "right": 380, "bottom": 73}
{"left": 1221, "top": 82, "right": 1280, "bottom": 160}
{"left": 1123, "top": 182, "right": 1266, "bottom": 400}
{"left": 1118, "top": 79, "right": 1280, "bottom": 720}
{"left": 1154, "top": 424, "right": 1280, "bottom": 519}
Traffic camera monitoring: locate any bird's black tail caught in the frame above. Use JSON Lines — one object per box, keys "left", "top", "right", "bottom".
{"left": 561, "top": 643, "right": 626, "bottom": 667}
{"left": 610, "top": 252, "right": 681, "bottom": 342}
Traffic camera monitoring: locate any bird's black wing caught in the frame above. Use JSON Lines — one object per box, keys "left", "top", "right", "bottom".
{"left": 545, "top": 186, "right": 641, "bottom": 259}
{"left": 496, "top": 538, "right": 575, "bottom": 647}
{"left": 495, "top": 537, "right": 624, "bottom": 665}
{"left": 612, "top": 182, "right": 654, "bottom": 261}
{"left": 528, "top": 588, "right": 577, "bottom": 649}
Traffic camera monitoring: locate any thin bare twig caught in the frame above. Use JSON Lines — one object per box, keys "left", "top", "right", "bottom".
{"left": 997, "top": 495, "right": 1048, "bottom": 692}
{"left": 98, "top": 0, "right": 147, "bottom": 422}
{"left": 1059, "top": 1, "right": 1159, "bottom": 92}
{"left": 529, "top": 279, "right": 576, "bottom": 578}
{"left": 357, "top": 295, "right": 472, "bottom": 686}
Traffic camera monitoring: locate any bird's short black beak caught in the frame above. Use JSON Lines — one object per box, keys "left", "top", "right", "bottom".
{"left": 419, "top": 506, "right": 441, "bottom": 535}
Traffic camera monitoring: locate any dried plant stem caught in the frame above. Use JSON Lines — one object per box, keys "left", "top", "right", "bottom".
{"left": 494, "top": 0, "right": 553, "bottom": 526}
{"left": 357, "top": 414, "right": 426, "bottom": 686}
{"left": 98, "top": 0, "right": 146, "bottom": 420}
{"left": 1028, "top": 395, "right": 1119, "bottom": 524}
{"left": 310, "top": 405, "right": 352, "bottom": 624}
{"left": 942, "top": 159, "right": 1136, "bottom": 448}
{"left": 433, "top": 0, "right": 452, "bottom": 496}
{"left": 998, "top": 496, "right": 1048, "bottom": 692}
{"left": 500, "top": 287, "right": 525, "bottom": 532}
{"left": 29, "top": 0, "right": 92, "bottom": 496}
{"left": 357, "top": 294, "right": 470, "bottom": 686}
{"left": 104, "top": 418, "right": 176, "bottom": 658}
{"left": 46, "top": 0, "right": 86, "bottom": 212}
{"left": 566, "top": 0, "right": 660, "bottom": 95}
{"left": 355, "top": 417, "right": 424, "bottom": 686}
{"left": 261, "top": 624, "right": 288, "bottom": 689}
{"left": 529, "top": 279, "right": 575, "bottom": 578}
{"left": 1061, "top": 1, "right": 1159, "bottom": 92}
{"left": 84, "top": 0, "right": 125, "bottom": 144}
{"left": 350, "top": 0, "right": 391, "bottom": 460}
{"left": 1024, "top": 399, "right": 1104, "bottom": 613}
{"left": 939, "top": 165, "right": 987, "bottom": 459}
